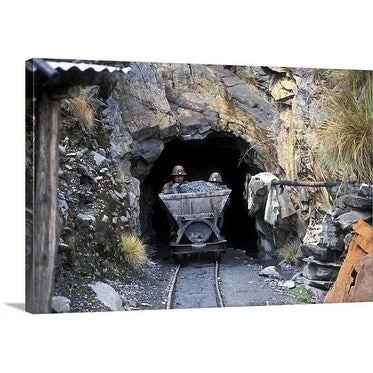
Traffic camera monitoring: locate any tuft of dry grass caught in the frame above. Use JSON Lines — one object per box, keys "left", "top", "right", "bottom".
{"left": 276, "top": 240, "right": 300, "bottom": 265}
{"left": 315, "top": 70, "right": 373, "bottom": 182}
{"left": 120, "top": 234, "right": 147, "bottom": 268}
{"left": 64, "top": 88, "right": 95, "bottom": 127}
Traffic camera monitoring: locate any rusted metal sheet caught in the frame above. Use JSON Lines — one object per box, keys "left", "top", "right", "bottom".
{"left": 324, "top": 220, "right": 373, "bottom": 303}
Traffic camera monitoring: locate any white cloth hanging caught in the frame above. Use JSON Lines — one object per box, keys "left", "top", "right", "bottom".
{"left": 246, "top": 172, "right": 297, "bottom": 226}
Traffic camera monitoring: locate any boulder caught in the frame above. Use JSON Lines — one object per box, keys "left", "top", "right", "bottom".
{"left": 298, "top": 277, "right": 334, "bottom": 291}
{"left": 88, "top": 151, "right": 108, "bottom": 167}
{"left": 320, "top": 215, "right": 344, "bottom": 251}
{"left": 299, "top": 244, "right": 341, "bottom": 262}
{"left": 52, "top": 296, "right": 71, "bottom": 313}
{"left": 344, "top": 195, "right": 373, "bottom": 211}
{"left": 88, "top": 282, "right": 124, "bottom": 311}
{"left": 302, "top": 224, "right": 322, "bottom": 245}
{"left": 358, "top": 184, "right": 373, "bottom": 198}
{"left": 334, "top": 210, "right": 372, "bottom": 231}
{"left": 278, "top": 280, "right": 296, "bottom": 289}
{"left": 77, "top": 213, "right": 96, "bottom": 223}
{"left": 301, "top": 261, "right": 340, "bottom": 281}
{"left": 305, "top": 286, "right": 327, "bottom": 303}
{"left": 259, "top": 266, "right": 283, "bottom": 279}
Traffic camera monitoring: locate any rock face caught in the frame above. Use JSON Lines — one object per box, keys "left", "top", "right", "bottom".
{"left": 107, "top": 63, "right": 281, "bottom": 178}
{"left": 54, "top": 63, "right": 335, "bottom": 246}
{"left": 105, "top": 63, "right": 328, "bottom": 187}
{"left": 57, "top": 135, "right": 135, "bottom": 258}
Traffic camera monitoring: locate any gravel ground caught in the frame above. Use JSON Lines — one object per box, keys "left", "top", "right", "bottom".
{"left": 53, "top": 244, "right": 177, "bottom": 313}
{"left": 53, "top": 244, "right": 305, "bottom": 314}
{"left": 219, "top": 247, "right": 300, "bottom": 307}
{"left": 172, "top": 259, "right": 217, "bottom": 309}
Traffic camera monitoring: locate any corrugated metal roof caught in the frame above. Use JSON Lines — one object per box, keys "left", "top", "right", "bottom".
{"left": 26, "top": 58, "right": 132, "bottom": 97}
{"left": 28, "top": 60, "right": 131, "bottom": 74}
{"left": 49, "top": 60, "right": 131, "bottom": 74}
{"left": 28, "top": 59, "right": 131, "bottom": 74}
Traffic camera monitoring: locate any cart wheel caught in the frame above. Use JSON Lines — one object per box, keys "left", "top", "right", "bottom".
{"left": 214, "top": 252, "right": 222, "bottom": 262}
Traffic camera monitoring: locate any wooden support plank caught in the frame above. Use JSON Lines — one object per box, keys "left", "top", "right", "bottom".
{"left": 26, "top": 92, "right": 60, "bottom": 314}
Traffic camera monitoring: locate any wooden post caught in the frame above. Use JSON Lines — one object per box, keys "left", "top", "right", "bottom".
{"left": 26, "top": 92, "right": 60, "bottom": 314}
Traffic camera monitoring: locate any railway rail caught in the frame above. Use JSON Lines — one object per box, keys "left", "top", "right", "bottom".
{"left": 165, "top": 260, "right": 224, "bottom": 309}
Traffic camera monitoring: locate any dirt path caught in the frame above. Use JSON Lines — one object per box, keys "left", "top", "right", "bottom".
{"left": 219, "top": 247, "right": 299, "bottom": 307}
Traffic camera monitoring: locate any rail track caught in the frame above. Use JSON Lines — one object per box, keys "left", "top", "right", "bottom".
{"left": 165, "top": 260, "right": 224, "bottom": 309}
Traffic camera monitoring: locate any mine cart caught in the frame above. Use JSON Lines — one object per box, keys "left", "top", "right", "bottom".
{"left": 158, "top": 188, "right": 231, "bottom": 262}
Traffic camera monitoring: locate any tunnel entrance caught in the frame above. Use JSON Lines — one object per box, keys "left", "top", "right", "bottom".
{"left": 139, "top": 132, "right": 262, "bottom": 255}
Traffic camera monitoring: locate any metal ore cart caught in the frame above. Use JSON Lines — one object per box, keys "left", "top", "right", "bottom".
{"left": 158, "top": 188, "right": 231, "bottom": 262}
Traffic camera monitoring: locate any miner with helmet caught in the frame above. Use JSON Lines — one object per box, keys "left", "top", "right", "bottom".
{"left": 161, "top": 164, "right": 187, "bottom": 194}
{"left": 207, "top": 171, "right": 227, "bottom": 229}
{"left": 161, "top": 164, "right": 188, "bottom": 238}
{"left": 207, "top": 172, "right": 223, "bottom": 187}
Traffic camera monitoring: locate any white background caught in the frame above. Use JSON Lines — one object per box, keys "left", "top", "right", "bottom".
{"left": 1, "top": 1, "right": 372, "bottom": 372}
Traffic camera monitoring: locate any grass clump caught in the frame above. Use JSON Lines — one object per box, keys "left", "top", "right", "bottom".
{"left": 288, "top": 285, "right": 313, "bottom": 304}
{"left": 275, "top": 240, "right": 300, "bottom": 265}
{"left": 120, "top": 234, "right": 147, "bottom": 268}
{"left": 64, "top": 88, "right": 95, "bottom": 127}
{"left": 315, "top": 70, "right": 373, "bottom": 182}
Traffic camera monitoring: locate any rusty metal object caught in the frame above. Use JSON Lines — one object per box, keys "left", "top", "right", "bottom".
{"left": 324, "top": 220, "right": 373, "bottom": 303}
{"left": 271, "top": 180, "right": 341, "bottom": 188}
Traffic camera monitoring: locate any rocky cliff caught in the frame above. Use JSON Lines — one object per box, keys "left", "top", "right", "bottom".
{"left": 108, "top": 63, "right": 327, "bottom": 180}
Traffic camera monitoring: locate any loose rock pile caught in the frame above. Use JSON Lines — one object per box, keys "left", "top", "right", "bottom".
{"left": 53, "top": 99, "right": 144, "bottom": 310}
{"left": 58, "top": 137, "right": 137, "bottom": 257}
{"left": 177, "top": 180, "right": 228, "bottom": 193}
{"left": 296, "top": 183, "right": 373, "bottom": 301}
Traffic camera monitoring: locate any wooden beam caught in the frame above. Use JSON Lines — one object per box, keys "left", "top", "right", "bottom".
{"left": 26, "top": 92, "right": 60, "bottom": 314}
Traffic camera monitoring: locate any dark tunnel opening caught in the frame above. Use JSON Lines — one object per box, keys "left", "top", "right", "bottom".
{"left": 139, "top": 132, "right": 263, "bottom": 255}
